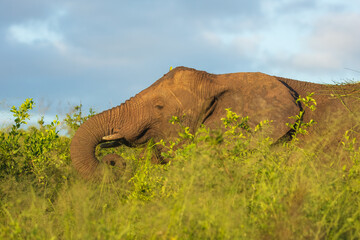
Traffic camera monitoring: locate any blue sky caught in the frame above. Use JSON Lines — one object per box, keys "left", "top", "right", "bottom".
{"left": 1, "top": 0, "right": 360, "bottom": 126}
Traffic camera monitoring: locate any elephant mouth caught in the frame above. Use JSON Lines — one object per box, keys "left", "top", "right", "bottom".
{"left": 100, "top": 138, "right": 132, "bottom": 148}
{"left": 132, "top": 127, "right": 151, "bottom": 144}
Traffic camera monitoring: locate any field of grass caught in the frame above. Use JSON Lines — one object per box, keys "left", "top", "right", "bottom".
{"left": 1, "top": 99, "right": 359, "bottom": 239}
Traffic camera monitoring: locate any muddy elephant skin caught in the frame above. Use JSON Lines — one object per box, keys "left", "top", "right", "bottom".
{"left": 70, "top": 67, "right": 360, "bottom": 178}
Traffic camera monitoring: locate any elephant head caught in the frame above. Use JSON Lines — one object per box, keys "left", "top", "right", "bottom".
{"left": 70, "top": 67, "right": 300, "bottom": 178}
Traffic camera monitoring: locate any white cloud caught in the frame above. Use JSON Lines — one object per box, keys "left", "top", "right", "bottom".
{"left": 201, "top": 31, "right": 224, "bottom": 46}
{"left": 7, "top": 10, "right": 68, "bottom": 53}
{"left": 292, "top": 13, "right": 360, "bottom": 71}
{"left": 9, "top": 21, "right": 62, "bottom": 45}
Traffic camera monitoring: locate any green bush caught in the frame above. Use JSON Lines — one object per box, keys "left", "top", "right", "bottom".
{"left": 0, "top": 99, "right": 97, "bottom": 188}
{"left": 64, "top": 104, "right": 96, "bottom": 135}
{"left": 0, "top": 97, "right": 359, "bottom": 239}
{"left": 0, "top": 99, "right": 69, "bottom": 185}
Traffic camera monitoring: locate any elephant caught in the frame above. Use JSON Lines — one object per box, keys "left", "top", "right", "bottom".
{"left": 70, "top": 66, "right": 360, "bottom": 178}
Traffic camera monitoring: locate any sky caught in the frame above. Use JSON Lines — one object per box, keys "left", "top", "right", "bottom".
{"left": 1, "top": 0, "right": 360, "bottom": 126}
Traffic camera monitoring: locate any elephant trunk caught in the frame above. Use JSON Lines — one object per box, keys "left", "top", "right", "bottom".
{"left": 70, "top": 98, "right": 145, "bottom": 179}
{"left": 70, "top": 114, "right": 108, "bottom": 178}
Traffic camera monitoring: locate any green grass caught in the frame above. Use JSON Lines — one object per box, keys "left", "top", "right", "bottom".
{"left": 0, "top": 99, "right": 360, "bottom": 239}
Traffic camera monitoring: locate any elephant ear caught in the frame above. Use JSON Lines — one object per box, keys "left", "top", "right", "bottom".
{"left": 210, "top": 72, "right": 300, "bottom": 141}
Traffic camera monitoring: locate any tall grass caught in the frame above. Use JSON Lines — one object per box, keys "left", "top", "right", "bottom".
{"left": 0, "top": 98, "right": 359, "bottom": 239}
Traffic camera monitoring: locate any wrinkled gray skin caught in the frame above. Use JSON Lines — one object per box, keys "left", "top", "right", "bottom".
{"left": 70, "top": 67, "right": 360, "bottom": 178}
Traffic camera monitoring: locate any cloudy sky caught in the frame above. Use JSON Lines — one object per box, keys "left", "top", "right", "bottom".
{"left": 1, "top": 0, "right": 360, "bottom": 125}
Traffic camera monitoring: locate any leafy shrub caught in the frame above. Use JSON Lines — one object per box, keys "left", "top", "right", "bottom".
{"left": 0, "top": 99, "right": 96, "bottom": 186}
{"left": 0, "top": 98, "right": 68, "bottom": 184}
{"left": 286, "top": 92, "right": 317, "bottom": 141}
{"left": 0, "top": 95, "right": 359, "bottom": 239}
{"left": 64, "top": 104, "right": 96, "bottom": 135}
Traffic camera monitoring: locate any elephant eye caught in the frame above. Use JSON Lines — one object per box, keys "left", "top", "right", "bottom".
{"left": 154, "top": 98, "right": 164, "bottom": 110}
{"left": 155, "top": 104, "right": 164, "bottom": 110}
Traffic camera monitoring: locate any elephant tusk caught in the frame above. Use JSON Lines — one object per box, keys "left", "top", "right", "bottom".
{"left": 102, "top": 132, "right": 124, "bottom": 141}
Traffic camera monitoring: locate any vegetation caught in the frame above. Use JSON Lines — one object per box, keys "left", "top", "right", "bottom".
{"left": 0, "top": 97, "right": 359, "bottom": 239}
